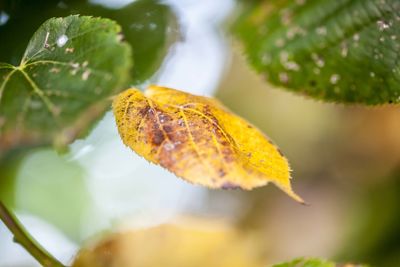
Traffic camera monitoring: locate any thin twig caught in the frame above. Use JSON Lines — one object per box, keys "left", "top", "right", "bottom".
{"left": 0, "top": 201, "right": 66, "bottom": 267}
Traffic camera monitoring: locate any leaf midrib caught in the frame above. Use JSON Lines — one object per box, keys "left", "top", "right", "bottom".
{"left": 0, "top": 66, "right": 60, "bottom": 120}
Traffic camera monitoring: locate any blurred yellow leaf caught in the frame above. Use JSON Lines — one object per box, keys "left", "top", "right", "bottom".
{"left": 113, "top": 85, "right": 303, "bottom": 203}
{"left": 72, "top": 219, "right": 264, "bottom": 267}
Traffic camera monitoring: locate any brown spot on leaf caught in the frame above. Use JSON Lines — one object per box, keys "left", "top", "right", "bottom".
{"left": 221, "top": 182, "right": 240, "bottom": 190}
{"left": 218, "top": 168, "right": 226, "bottom": 177}
{"left": 163, "top": 125, "right": 173, "bottom": 133}
{"left": 65, "top": 47, "right": 74, "bottom": 53}
{"left": 138, "top": 106, "right": 150, "bottom": 117}
{"left": 151, "top": 127, "right": 165, "bottom": 145}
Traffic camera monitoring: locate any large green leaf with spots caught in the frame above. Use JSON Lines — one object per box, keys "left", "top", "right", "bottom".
{"left": 0, "top": 15, "right": 132, "bottom": 157}
{"left": 235, "top": 0, "right": 400, "bottom": 104}
{"left": 272, "top": 257, "right": 367, "bottom": 267}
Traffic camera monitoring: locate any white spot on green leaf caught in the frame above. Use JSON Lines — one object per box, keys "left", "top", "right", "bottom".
{"left": 57, "top": 35, "right": 69, "bottom": 47}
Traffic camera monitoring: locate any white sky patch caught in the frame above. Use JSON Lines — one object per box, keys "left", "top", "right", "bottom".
{"left": 154, "top": 0, "right": 234, "bottom": 96}
{"left": 0, "top": 11, "right": 10, "bottom": 26}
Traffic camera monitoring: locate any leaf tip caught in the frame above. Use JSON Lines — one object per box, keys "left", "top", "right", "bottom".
{"left": 279, "top": 184, "right": 307, "bottom": 204}
{"left": 290, "top": 193, "right": 307, "bottom": 205}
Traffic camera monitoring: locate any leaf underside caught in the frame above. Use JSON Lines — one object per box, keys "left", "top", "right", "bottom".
{"left": 235, "top": 0, "right": 400, "bottom": 105}
{"left": 0, "top": 15, "right": 132, "bottom": 156}
{"left": 113, "top": 85, "right": 303, "bottom": 203}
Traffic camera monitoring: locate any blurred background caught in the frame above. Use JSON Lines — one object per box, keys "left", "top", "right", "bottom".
{"left": 0, "top": 0, "right": 399, "bottom": 266}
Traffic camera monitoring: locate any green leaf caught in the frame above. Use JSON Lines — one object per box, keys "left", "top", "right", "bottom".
{"left": 235, "top": 0, "right": 400, "bottom": 104}
{"left": 271, "top": 257, "right": 366, "bottom": 267}
{"left": 0, "top": 15, "right": 132, "bottom": 157}
{"left": 0, "top": 0, "right": 179, "bottom": 84}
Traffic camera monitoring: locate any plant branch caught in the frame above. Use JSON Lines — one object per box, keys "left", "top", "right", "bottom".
{"left": 0, "top": 201, "right": 66, "bottom": 267}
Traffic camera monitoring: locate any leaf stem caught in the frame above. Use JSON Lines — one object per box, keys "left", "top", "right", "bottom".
{"left": 0, "top": 201, "right": 66, "bottom": 267}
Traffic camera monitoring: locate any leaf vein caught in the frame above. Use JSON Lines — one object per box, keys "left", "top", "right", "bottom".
{"left": 0, "top": 68, "right": 18, "bottom": 105}
{"left": 18, "top": 69, "right": 59, "bottom": 119}
{"left": 179, "top": 108, "right": 214, "bottom": 177}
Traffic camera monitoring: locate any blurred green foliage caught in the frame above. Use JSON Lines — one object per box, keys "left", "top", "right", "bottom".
{"left": 272, "top": 258, "right": 336, "bottom": 267}
{"left": 0, "top": 149, "right": 23, "bottom": 207}
{"left": 272, "top": 257, "right": 368, "bottom": 267}
{"left": 336, "top": 169, "right": 400, "bottom": 267}
{"left": 15, "top": 149, "right": 91, "bottom": 240}
{"left": 0, "top": 148, "right": 93, "bottom": 241}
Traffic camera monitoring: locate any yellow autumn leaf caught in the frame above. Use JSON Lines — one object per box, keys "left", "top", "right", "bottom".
{"left": 112, "top": 85, "right": 304, "bottom": 203}
{"left": 72, "top": 218, "right": 264, "bottom": 267}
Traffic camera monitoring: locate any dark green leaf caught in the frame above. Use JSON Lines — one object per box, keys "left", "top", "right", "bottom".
{"left": 0, "top": 15, "right": 132, "bottom": 157}
{"left": 235, "top": 0, "right": 400, "bottom": 104}
{"left": 106, "top": 0, "right": 179, "bottom": 84}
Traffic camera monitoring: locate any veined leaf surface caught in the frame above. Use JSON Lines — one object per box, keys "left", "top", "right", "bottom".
{"left": 235, "top": 0, "right": 400, "bottom": 104}
{"left": 113, "top": 85, "right": 303, "bottom": 203}
{"left": 0, "top": 15, "right": 132, "bottom": 157}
